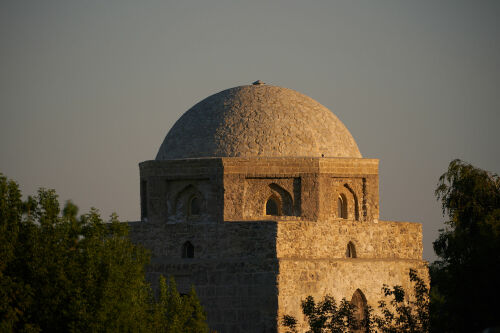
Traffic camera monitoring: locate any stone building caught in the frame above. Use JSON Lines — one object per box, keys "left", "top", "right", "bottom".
{"left": 130, "top": 81, "right": 428, "bottom": 332}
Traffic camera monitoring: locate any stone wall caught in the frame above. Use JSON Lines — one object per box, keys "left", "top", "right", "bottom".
{"left": 140, "top": 157, "right": 379, "bottom": 224}
{"left": 133, "top": 157, "right": 427, "bottom": 333}
{"left": 130, "top": 221, "right": 280, "bottom": 332}
{"left": 147, "top": 258, "right": 279, "bottom": 333}
{"left": 130, "top": 217, "right": 425, "bottom": 332}
{"left": 130, "top": 221, "right": 278, "bottom": 260}
{"left": 277, "top": 220, "right": 423, "bottom": 260}
{"left": 139, "top": 158, "right": 224, "bottom": 223}
{"left": 277, "top": 259, "right": 429, "bottom": 332}
{"left": 221, "top": 157, "right": 381, "bottom": 223}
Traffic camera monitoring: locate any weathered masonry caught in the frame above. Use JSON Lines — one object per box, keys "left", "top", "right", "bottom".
{"left": 130, "top": 82, "right": 428, "bottom": 332}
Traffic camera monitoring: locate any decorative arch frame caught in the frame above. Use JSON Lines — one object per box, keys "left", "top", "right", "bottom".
{"left": 344, "top": 183, "right": 360, "bottom": 221}
{"left": 269, "top": 183, "right": 293, "bottom": 216}
{"left": 173, "top": 184, "right": 205, "bottom": 218}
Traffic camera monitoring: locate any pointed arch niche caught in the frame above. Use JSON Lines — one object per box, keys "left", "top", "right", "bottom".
{"left": 173, "top": 184, "right": 205, "bottom": 219}
{"left": 351, "top": 289, "right": 368, "bottom": 332}
{"left": 346, "top": 241, "right": 357, "bottom": 258}
{"left": 263, "top": 183, "right": 293, "bottom": 217}
{"left": 182, "top": 241, "right": 194, "bottom": 258}
{"left": 188, "top": 195, "right": 201, "bottom": 216}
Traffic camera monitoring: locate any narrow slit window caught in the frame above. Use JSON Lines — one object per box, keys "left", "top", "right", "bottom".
{"left": 182, "top": 241, "right": 194, "bottom": 258}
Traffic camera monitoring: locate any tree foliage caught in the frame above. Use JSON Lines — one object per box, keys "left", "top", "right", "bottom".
{"left": 374, "top": 269, "right": 429, "bottom": 333}
{"left": 431, "top": 159, "right": 500, "bottom": 332}
{"left": 287, "top": 295, "right": 360, "bottom": 333}
{"left": 0, "top": 173, "right": 208, "bottom": 332}
{"left": 151, "top": 276, "right": 208, "bottom": 333}
{"left": 282, "top": 296, "right": 359, "bottom": 333}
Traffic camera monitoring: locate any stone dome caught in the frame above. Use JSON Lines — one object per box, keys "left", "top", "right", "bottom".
{"left": 156, "top": 83, "right": 362, "bottom": 160}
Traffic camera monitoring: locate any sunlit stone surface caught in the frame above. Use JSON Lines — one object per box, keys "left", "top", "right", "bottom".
{"left": 132, "top": 82, "right": 428, "bottom": 333}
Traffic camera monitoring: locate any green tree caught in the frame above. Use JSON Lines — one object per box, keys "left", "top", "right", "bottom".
{"left": 282, "top": 295, "right": 360, "bottom": 333}
{"left": 374, "top": 269, "right": 429, "bottom": 333}
{"left": 0, "top": 173, "right": 36, "bottom": 332}
{"left": 151, "top": 276, "right": 208, "bottom": 333}
{"left": 431, "top": 159, "right": 500, "bottom": 332}
{"left": 0, "top": 173, "right": 209, "bottom": 332}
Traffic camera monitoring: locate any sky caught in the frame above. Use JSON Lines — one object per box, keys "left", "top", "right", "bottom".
{"left": 1, "top": 0, "right": 499, "bottom": 261}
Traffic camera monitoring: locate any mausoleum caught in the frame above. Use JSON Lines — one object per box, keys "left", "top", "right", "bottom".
{"left": 130, "top": 81, "right": 427, "bottom": 332}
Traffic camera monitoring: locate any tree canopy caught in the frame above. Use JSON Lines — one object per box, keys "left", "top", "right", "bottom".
{"left": 0, "top": 173, "right": 208, "bottom": 332}
{"left": 431, "top": 159, "right": 500, "bottom": 332}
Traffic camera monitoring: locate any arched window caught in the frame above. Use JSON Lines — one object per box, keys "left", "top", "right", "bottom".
{"left": 188, "top": 196, "right": 201, "bottom": 216}
{"left": 182, "top": 241, "right": 194, "bottom": 258}
{"left": 338, "top": 194, "right": 348, "bottom": 219}
{"left": 346, "top": 241, "right": 357, "bottom": 258}
{"left": 266, "top": 197, "right": 279, "bottom": 216}
{"left": 350, "top": 289, "right": 368, "bottom": 332}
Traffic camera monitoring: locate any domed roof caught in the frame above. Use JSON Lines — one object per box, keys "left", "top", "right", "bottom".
{"left": 156, "top": 83, "right": 362, "bottom": 160}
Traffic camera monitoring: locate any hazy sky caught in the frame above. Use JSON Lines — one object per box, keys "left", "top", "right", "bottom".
{"left": 1, "top": 0, "right": 499, "bottom": 261}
